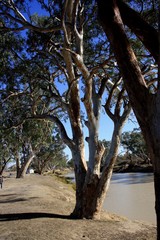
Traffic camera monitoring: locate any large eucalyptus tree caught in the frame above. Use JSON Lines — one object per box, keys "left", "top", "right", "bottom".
{"left": 97, "top": 0, "right": 159, "bottom": 237}
{"left": 0, "top": 0, "right": 131, "bottom": 219}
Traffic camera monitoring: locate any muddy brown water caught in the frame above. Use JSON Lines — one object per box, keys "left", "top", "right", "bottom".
{"left": 103, "top": 173, "right": 155, "bottom": 224}
{"left": 66, "top": 172, "right": 155, "bottom": 224}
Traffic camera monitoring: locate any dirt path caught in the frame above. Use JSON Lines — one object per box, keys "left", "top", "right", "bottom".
{"left": 0, "top": 173, "right": 156, "bottom": 240}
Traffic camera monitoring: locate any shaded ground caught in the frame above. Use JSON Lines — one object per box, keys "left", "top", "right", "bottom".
{"left": 0, "top": 173, "right": 156, "bottom": 240}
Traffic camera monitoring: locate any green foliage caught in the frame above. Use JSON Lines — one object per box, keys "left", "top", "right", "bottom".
{"left": 121, "top": 128, "right": 149, "bottom": 162}
{"left": 0, "top": 129, "right": 13, "bottom": 173}
{"left": 33, "top": 135, "right": 68, "bottom": 174}
{"left": 0, "top": 0, "right": 157, "bottom": 175}
{"left": 67, "top": 159, "right": 74, "bottom": 168}
{"left": 126, "top": 0, "right": 158, "bottom": 28}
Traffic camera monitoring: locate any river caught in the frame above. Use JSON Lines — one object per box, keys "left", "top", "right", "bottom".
{"left": 65, "top": 172, "right": 156, "bottom": 224}
{"left": 103, "top": 173, "right": 155, "bottom": 224}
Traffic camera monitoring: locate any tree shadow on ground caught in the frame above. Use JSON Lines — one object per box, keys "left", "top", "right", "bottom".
{"left": 0, "top": 212, "right": 72, "bottom": 221}
{"left": 0, "top": 194, "right": 38, "bottom": 204}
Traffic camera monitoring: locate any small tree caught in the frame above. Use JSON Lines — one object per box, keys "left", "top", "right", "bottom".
{"left": 33, "top": 136, "right": 68, "bottom": 174}
{"left": 121, "top": 129, "right": 151, "bottom": 164}
{"left": 15, "top": 120, "right": 59, "bottom": 178}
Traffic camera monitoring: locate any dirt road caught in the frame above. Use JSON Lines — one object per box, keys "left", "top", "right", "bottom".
{"left": 0, "top": 173, "right": 156, "bottom": 240}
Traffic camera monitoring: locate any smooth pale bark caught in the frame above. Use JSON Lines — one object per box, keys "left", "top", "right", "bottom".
{"left": 1, "top": 0, "right": 132, "bottom": 220}
{"left": 82, "top": 122, "right": 124, "bottom": 219}
{"left": 96, "top": 123, "right": 124, "bottom": 212}
{"left": 61, "top": 0, "right": 87, "bottom": 218}
{"left": 61, "top": 1, "right": 132, "bottom": 219}
{"left": 18, "top": 154, "right": 35, "bottom": 178}
{"left": 70, "top": 147, "right": 87, "bottom": 218}
{"left": 16, "top": 146, "right": 35, "bottom": 178}
{"left": 97, "top": 0, "right": 160, "bottom": 238}
{"left": 16, "top": 154, "right": 21, "bottom": 178}
{"left": 71, "top": 109, "right": 130, "bottom": 220}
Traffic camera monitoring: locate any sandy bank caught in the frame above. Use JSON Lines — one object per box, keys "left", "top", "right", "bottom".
{"left": 0, "top": 174, "right": 156, "bottom": 240}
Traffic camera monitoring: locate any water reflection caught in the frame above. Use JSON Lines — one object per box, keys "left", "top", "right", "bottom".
{"left": 65, "top": 172, "right": 154, "bottom": 185}
{"left": 111, "top": 172, "right": 153, "bottom": 185}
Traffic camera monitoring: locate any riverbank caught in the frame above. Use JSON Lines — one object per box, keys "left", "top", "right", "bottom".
{"left": 0, "top": 173, "right": 156, "bottom": 240}
{"left": 63, "top": 170, "right": 155, "bottom": 224}
{"left": 113, "top": 160, "right": 153, "bottom": 173}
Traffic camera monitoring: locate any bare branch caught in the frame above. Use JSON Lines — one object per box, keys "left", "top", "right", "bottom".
{"left": 114, "top": 88, "right": 125, "bottom": 118}
{"left": 64, "top": 48, "right": 90, "bottom": 79}
{"left": 1, "top": 90, "right": 29, "bottom": 102}
{"left": 0, "top": 10, "right": 62, "bottom": 33}
{"left": 65, "top": 75, "right": 80, "bottom": 102}
{"left": 147, "top": 78, "right": 158, "bottom": 88}
{"left": 0, "top": 23, "right": 62, "bottom": 33}
{"left": 98, "top": 77, "right": 109, "bottom": 97}
{"left": 9, "top": 0, "right": 28, "bottom": 22}
{"left": 89, "top": 56, "right": 114, "bottom": 76}
{"left": 103, "top": 78, "right": 122, "bottom": 121}
{"left": 72, "top": 0, "right": 84, "bottom": 56}
{"left": 40, "top": 81, "right": 69, "bottom": 109}
{"left": 117, "top": 0, "right": 158, "bottom": 62}
{"left": 28, "top": 114, "right": 74, "bottom": 149}
{"left": 62, "top": 0, "right": 71, "bottom": 46}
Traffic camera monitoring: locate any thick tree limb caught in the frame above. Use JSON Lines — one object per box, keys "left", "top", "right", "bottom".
{"left": 103, "top": 78, "right": 122, "bottom": 121}
{"left": 97, "top": 0, "right": 150, "bottom": 124}
{"left": 117, "top": 0, "right": 158, "bottom": 62}
{"left": 98, "top": 78, "right": 109, "bottom": 97}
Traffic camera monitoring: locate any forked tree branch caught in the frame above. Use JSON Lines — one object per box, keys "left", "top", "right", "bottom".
{"left": 117, "top": 0, "right": 158, "bottom": 62}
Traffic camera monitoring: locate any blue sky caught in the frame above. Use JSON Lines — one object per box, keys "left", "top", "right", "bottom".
{"left": 56, "top": 79, "right": 138, "bottom": 160}
{"left": 64, "top": 110, "right": 138, "bottom": 160}
{"left": 21, "top": 1, "right": 139, "bottom": 160}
